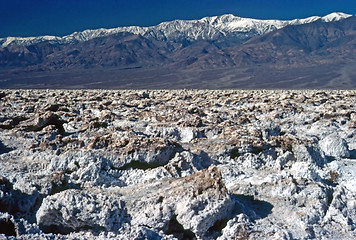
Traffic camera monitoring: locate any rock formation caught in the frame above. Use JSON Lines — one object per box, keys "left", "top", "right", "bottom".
{"left": 0, "top": 89, "right": 356, "bottom": 239}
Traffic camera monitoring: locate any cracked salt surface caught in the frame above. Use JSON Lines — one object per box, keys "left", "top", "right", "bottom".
{"left": 0, "top": 89, "right": 356, "bottom": 239}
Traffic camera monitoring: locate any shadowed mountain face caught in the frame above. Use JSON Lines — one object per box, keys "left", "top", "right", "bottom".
{"left": 1, "top": 16, "right": 356, "bottom": 89}
{"left": 233, "top": 17, "right": 356, "bottom": 65}
{"left": 0, "top": 32, "right": 173, "bottom": 70}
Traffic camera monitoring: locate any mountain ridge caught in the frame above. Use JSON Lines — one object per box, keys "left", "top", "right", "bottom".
{"left": 0, "top": 12, "right": 352, "bottom": 48}
{"left": 1, "top": 12, "right": 356, "bottom": 89}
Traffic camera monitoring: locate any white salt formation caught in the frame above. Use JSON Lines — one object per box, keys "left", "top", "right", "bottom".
{"left": 0, "top": 89, "right": 356, "bottom": 239}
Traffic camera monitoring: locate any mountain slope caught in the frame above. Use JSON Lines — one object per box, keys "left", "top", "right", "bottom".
{"left": 231, "top": 15, "right": 356, "bottom": 66}
{"left": 0, "top": 12, "right": 351, "bottom": 47}
{"left": 0, "top": 13, "right": 356, "bottom": 89}
{"left": 161, "top": 16, "right": 356, "bottom": 70}
{"left": 0, "top": 32, "right": 176, "bottom": 71}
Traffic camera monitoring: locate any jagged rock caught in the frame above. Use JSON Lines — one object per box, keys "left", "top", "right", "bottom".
{"left": 292, "top": 144, "right": 327, "bottom": 167}
{"left": 35, "top": 166, "right": 235, "bottom": 238}
{"left": 323, "top": 184, "right": 356, "bottom": 235}
{"left": 36, "top": 189, "right": 128, "bottom": 234}
{"left": 145, "top": 125, "right": 203, "bottom": 143}
{"left": 164, "top": 151, "right": 216, "bottom": 177}
{"left": 0, "top": 176, "right": 40, "bottom": 220}
{"left": 217, "top": 214, "right": 250, "bottom": 240}
{"left": 274, "top": 151, "right": 296, "bottom": 170}
{"left": 21, "top": 112, "right": 65, "bottom": 134}
{"left": 109, "top": 165, "right": 235, "bottom": 239}
{"left": 172, "top": 166, "right": 234, "bottom": 238}
{"left": 48, "top": 151, "right": 124, "bottom": 188}
{"left": 0, "top": 212, "right": 42, "bottom": 237}
{"left": 0, "top": 89, "right": 356, "bottom": 239}
{"left": 319, "top": 135, "right": 350, "bottom": 158}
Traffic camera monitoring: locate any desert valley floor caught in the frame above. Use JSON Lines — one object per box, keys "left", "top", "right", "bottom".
{"left": 0, "top": 89, "right": 356, "bottom": 239}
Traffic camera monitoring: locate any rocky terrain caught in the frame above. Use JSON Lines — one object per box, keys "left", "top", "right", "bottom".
{"left": 0, "top": 89, "right": 356, "bottom": 239}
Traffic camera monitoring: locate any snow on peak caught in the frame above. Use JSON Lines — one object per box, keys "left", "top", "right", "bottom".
{"left": 0, "top": 12, "right": 353, "bottom": 48}
{"left": 321, "top": 12, "right": 352, "bottom": 22}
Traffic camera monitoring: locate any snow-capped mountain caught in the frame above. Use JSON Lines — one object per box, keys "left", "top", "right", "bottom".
{"left": 0, "top": 12, "right": 352, "bottom": 47}
{"left": 1, "top": 13, "right": 356, "bottom": 89}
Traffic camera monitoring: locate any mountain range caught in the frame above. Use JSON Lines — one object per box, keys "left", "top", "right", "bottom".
{"left": 1, "top": 12, "right": 356, "bottom": 89}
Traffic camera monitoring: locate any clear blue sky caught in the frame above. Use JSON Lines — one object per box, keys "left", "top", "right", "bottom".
{"left": 1, "top": 0, "right": 356, "bottom": 37}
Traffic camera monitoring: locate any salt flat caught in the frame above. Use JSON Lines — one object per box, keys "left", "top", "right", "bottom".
{"left": 0, "top": 89, "right": 356, "bottom": 239}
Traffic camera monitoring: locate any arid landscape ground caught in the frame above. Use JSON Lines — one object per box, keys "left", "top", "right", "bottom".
{"left": 1, "top": 89, "right": 356, "bottom": 239}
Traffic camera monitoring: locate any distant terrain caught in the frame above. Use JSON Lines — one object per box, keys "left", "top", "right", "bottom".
{"left": 1, "top": 12, "right": 356, "bottom": 89}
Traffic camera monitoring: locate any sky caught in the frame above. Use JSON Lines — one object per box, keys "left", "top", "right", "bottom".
{"left": 1, "top": 0, "right": 356, "bottom": 38}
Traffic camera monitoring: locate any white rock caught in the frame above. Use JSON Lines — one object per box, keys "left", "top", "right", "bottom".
{"left": 319, "top": 135, "right": 350, "bottom": 158}
{"left": 323, "top": 185, "right": 356, "bottom": 234}
{"left": 178, "top": 128, "right": 196, "bottom": 143}
{"left": 217, "top": 214, "right": 250, "bottom": 240}
{"left": 290, "top": 162, "right": 320, "bottom": 180}
{"left": 36, "top": 189, "right": 127, "bottom": 234}
{"left": 120, "top": 165, "right": 235, "bottom": 239}
{"left": 293, "top": 144, "right": 327, "bottom": 166}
